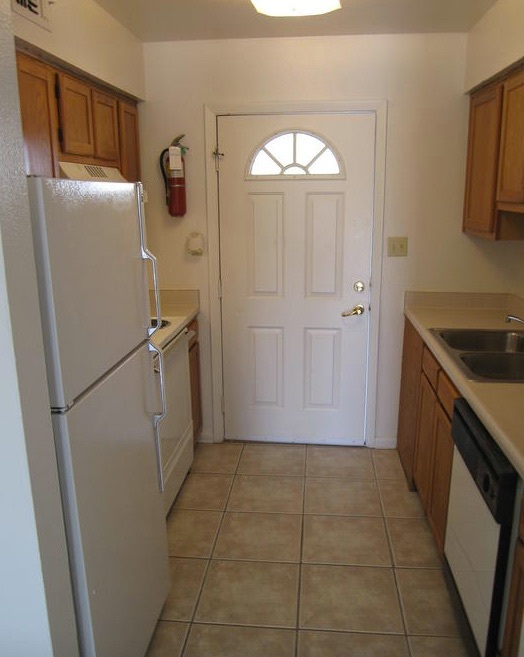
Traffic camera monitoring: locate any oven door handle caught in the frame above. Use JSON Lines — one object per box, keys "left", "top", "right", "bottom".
{"left": 162, "top": 327, "right": 189, "bottom": 356}
{"left": 148, "top": 342, "right": 165, "bottom": 492}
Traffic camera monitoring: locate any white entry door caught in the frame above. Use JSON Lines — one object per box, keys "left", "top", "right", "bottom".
{"left": 218, "top": 113, "right": 375, "bottom": 445}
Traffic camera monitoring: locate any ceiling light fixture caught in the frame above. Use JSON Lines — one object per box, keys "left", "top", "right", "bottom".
{"left": 251, "top": 0, "right": 341, "bottom": 17}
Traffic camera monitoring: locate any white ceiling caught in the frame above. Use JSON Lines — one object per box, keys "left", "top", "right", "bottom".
{"left": 92, "top": 0, "right": 498, "bottom": 42}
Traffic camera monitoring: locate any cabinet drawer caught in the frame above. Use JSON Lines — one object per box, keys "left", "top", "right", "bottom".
{"left": 422, "top": 347, "right": 440, "bottom": 389}
{"left": 437, "top": 370, "right": 460, "bottom": 419}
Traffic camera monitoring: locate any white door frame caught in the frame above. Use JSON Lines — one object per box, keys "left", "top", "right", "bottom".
{"left": 204, "top": 100, "right": 387, "bottom": 446}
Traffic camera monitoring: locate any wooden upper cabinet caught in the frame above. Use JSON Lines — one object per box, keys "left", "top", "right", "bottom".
{"left": 56, "top": 73, "right": 95, "bottom": 157}
{"left": 16, "top": 52, "right": 58, "bottom": 177}
{"left": 92, "top": 90, "right": 119, "bottom": 162}
{"left": 498, "top": 69, "right": 524, "bottom": 205}
{"left": 463, "top": 66, "right": 524, "bottom": 240}
{"left": 16, "top": 52, "right": 142, "bottom": 178}
{"left": 118, "top": 100, "right": 141, "bottom": 181}
{"left": 463, "top": 84, "right": 503, "bottom": 239}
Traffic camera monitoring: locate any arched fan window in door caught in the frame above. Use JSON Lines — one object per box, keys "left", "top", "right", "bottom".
{"left": 247, "top": 130, "right": 344, "bottom": 179}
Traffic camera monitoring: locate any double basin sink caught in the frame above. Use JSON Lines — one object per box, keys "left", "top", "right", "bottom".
{"left": 430, "top": 328, "right": 524, "bottom": 382}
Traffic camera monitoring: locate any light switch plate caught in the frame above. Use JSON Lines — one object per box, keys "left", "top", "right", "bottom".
{"left": 387, "top": 236, "right": 408, "bottom": 257}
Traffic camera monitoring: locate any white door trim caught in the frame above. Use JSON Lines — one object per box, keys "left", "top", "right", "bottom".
{"left": 204, "top": 100, "right": 387, "bottom": 446}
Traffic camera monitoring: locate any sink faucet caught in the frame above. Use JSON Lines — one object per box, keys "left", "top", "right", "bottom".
{"left": 505, "top": 314, "right": 524, "bottom": 325}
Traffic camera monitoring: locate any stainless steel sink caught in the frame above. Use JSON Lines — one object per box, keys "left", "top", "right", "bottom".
{"left": 435, "top": 328, "right": 524, "bottom": 353}
{"left": 460, "top": 353, "right": 524, "bottom": 382}
{"left": 429, "top": 328, "right": 524, "bottom": 382}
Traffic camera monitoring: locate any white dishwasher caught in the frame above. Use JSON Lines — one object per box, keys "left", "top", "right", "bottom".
{"left": 445, "top": 399, "right": 517, "bottom": 657}
{"left": 150, "top": 317, "right": 194, "bottom": 513}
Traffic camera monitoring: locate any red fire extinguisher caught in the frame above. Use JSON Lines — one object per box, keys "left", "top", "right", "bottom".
{"left": 160, "top": 134, "right": 188, "bottom": 217}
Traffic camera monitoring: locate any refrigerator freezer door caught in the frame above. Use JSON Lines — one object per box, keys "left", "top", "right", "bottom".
{"left": 53, "top": 345, "right": 168, "bottom": 657}
{"left": 27, "top": 177, "right": 150, "bottom": 408}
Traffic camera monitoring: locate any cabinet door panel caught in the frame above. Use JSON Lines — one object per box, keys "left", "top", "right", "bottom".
{"left": 16, "top": 53, "right": 57, "bottom": 176}
{"left": 498, "top": 70, "right": 524, "bottom": 204}
{"left": 397, "top": 318, "right": 424, "bottom": 487}
{"left": 57, "top": 73, "right": 94, "bottom": 157}
{"left": 463, "top": 84, "right": 503, "bottom": 238}
{"left": 414, "top": 373, "right": 437, "bottom": 512}
{"left": 428, "top": 404, "right": 454, "bottom": 553}
{"left": 92, "top": 90, "right": 119, "bottom": 162}
{"left": 189, "top": 341, "right": 202, "bottom": 442}
{"left": 118, "top": 100, "right": 141, "bottom": 182}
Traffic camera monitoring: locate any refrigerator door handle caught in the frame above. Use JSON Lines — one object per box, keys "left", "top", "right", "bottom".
{"left": 136, "top": 183, "right": 162, "bottom": 336}
{"left": 149, "top": 342, "right": 166, "bottom": 492}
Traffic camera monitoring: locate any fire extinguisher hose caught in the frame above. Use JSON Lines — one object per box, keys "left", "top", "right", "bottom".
{"left": 159, "top": 148, "right": 169, "bottom": 204}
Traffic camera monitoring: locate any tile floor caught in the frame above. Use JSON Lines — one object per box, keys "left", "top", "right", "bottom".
{"left": 145, "top": 443, "right": 475, "bottom": 657}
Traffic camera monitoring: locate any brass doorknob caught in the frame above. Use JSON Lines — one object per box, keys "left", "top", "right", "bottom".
{"left": 341, "top": 304, "right": 365, "bottom": 317}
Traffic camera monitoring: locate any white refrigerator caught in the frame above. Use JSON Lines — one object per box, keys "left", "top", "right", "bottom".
{"left": 27, "top": 177, "right": 169, "bottom": 657}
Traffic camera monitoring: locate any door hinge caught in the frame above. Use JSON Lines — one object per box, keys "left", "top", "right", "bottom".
{"left": 218, "top": 279, "right": 223, "bottom": 299}
{"left": 221, "top": 394, "right": 225, "bottom": 414}
{"left": 213, "top": 147, "right": 224, "bottom": 172}
{"left": 54, "top": 76, "right": 60, "bottom": 100}
{"left": 57, "top": 126, "right": 63, "bottom": 143}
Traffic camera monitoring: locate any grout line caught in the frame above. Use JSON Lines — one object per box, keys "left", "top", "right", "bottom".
{"left": 179, "top": 442, "right": 245, "bottom": 656}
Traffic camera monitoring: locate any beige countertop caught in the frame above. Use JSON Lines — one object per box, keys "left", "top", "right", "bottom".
{"left": 405, "top": 292, "right": 524, "bottom": 479}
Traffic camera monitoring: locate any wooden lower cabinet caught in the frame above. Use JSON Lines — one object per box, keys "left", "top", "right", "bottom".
{"left": 502, "top": 500, "right": 524, "bottom": 657}
{"left": 188, "top": 320, "right": 202, "bottom": 443}
{"left": 397, "top": 318, "right": 424, "bottom": 487}
{"left": 399, "top": 322, "right": 459, "bottom": 553}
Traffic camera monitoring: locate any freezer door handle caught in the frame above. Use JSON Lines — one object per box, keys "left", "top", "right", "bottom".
{"left": 136, "top": 183, "right": 162, "bottom": 336}
{"left": 149, "top": 342, "right": 166, "bottom": 492}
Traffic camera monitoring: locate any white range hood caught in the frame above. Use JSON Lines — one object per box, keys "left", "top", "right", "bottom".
{"left": 59, "top": 161, "right": 127, "bottom": 182}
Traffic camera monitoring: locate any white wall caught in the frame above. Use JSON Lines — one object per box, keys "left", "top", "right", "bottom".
{"left": 141, "top": 34, "right": 524, "bottom": 444}
{"left": 465, "top": 0, "right": 524, "bottom": 90}
{"left": 0, "top": 2, "right": 78, "bottom": 654}
{"left": 12, "top": 0, "right": 145, "bottom": 98}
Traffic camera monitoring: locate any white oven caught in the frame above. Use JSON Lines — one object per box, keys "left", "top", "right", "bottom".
{"left": 150, "top": 317, "right": 194, "bottom": 514}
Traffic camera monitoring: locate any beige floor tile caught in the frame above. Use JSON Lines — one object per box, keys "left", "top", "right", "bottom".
{"left": 160, "top": 558, "right": 207, "bottom": 622}
{"left": 184, "top": 624, "right": 296, "bottom": 657}
{"left": 396, "top": 568, "right": 461, "bottom": 636}
{"left": 306, "top": 446, "right": 374, "bottom": 479}
{"left": 299, "top": 564, "right": 404, "bottom": 633}
{"left": 387, "top": 518, "right": 441, "bottom": 568}
{"left": 298, "top": 630, "right": 410, "bottom": 656}
{"left": 303, "top": 516, "right": 391, "bottom": 566}
{"left": 378, "top": 479, "right": 425, "bottom": 518}
{"left": 174, "top": 473, "right": 233, "bottom": 511}
{"left": 238, "top": 444, "right": 306, "bottom": 476}
{"left": 372, "top": 449, "right": 406, "bottom": 481}
{"left": 166, "top": 509, "right": 222, "bottom": 558}
{"left": 227, "top": 475, "right": 304, "bottom": 513}
{"left": 195, "top": 560, "right": 299, "bottom": 627}
{"left": 191, "top": 443, "right": 243, "bottom": 474}
{"left": 214, "top": 512, "right": 302, "bottom": 562}
{"left": 409, "top": 636, "right": 471, "bottom": 657}
{"left": 145, "top": 621, "right": 189, "bottom": 657}
{"left": 305, "top": 478, "right": 382, "bottom": 516}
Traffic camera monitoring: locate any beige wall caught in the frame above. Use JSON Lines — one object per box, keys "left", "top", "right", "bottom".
{"left": 465, "top": 0, "right": 524, "bottom": 90}
{"left": 12, "top": 0, "right": 145, "bottom": 97}
{"left": 141, "top": 34, "right": 524, "bottom": 444}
